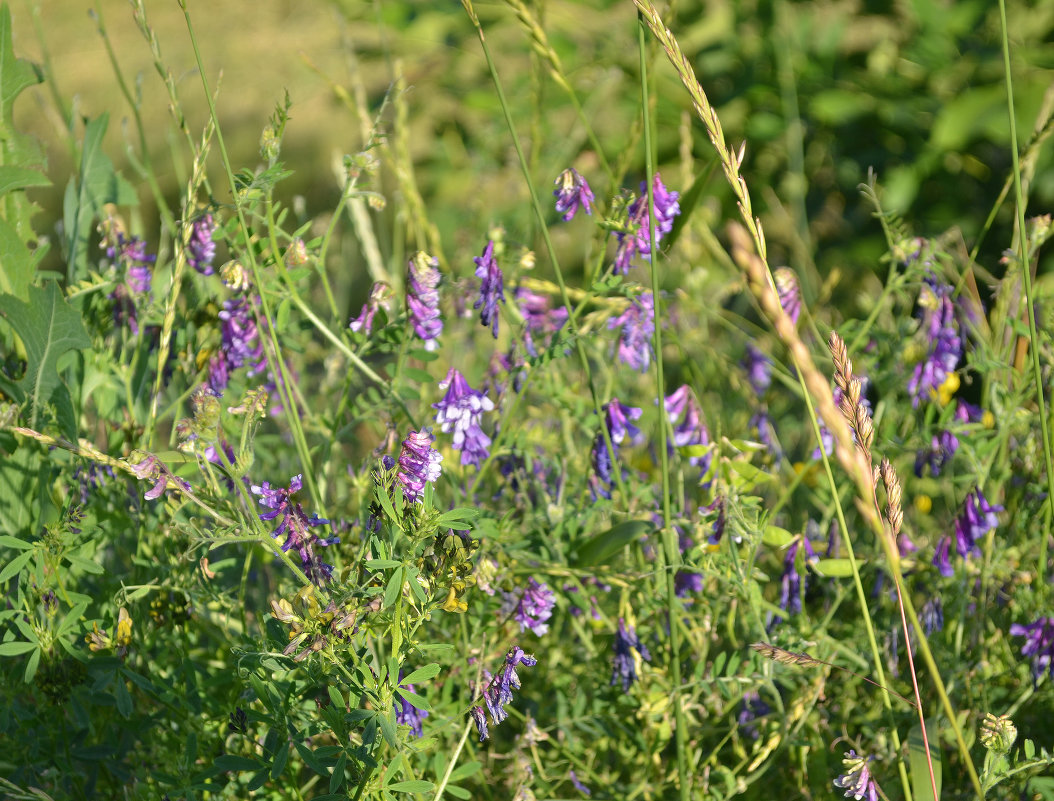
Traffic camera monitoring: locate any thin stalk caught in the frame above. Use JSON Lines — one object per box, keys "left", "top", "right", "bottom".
{"left": 998, "top": 0, "right": 1054, "bottom": 594}
{"left": 636, "top": 12, "right": 688, "bottom": 800}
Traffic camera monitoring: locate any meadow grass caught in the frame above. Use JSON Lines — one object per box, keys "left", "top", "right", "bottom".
{"left": 1, "top": 1, "right": 1053, "bottom": 800}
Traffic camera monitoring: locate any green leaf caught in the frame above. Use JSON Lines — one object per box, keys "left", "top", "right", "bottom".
{"left": 448, "top": 761, "right": 482, "bottom": 782}
{"left": 327, "top": 685, "right": 345, "bottom": 710}
{"left": 908, "top": 722, "right": 942, "bottom": 801}
{"left": 114, "top": 674, "right": 132, "bottom": 718}
{"left": 400, "top": 663, "right": 441, "bottom": 686}
{"left": 0, "top": 5, "right": 41, "bottom": 127}
{"left": 444, "top": 785, "right": 472, "bottom": 799}
{"left": 0, "top": 282, "right": 91, "bottom": 438}
{"left": 329, "top": 752, "right": 347, "bottom": 793}
{"left": 214, "top": 754, "right": 263, "bottom": 772}
{"left": 383, "top": 567, "right": 403, "bottom": 609}
{"left": 0, "top": 216, "right": 39, "bottom": 301}
{"left": 0, "top": 165, "right": 48, "bottom": 195}
{"left": 0, "top": 640, "right": 36, "bottom": 655}
{"left": 0, "top": 548, "right": 33, "bottom": 583}
{"left": 0, "top": 534, "right": 31, "bottom": 549}
{"left": 23, "top": 643, "right": 39, "bottom": 682}
{"left": 395, "top": 687, "right": 430, "bottom": 712}
{"left": 270, "top": 741, "right": 289, "bottom": 780}
{"left": 437, "top": 507, "right": 481, "bottom": 530}
{"left": 812, "top": 558, "right": 858, "bottom": 578}
{"left": 365, "top": 559, "right": 402, "bottom": 569}
{"left": 388, "top": 780, "right": 435, "bottom": 793}
{"left": 573, "top": 519, "right": 655, "bottom": 567}
{"left": 377, "top": 709, "right": 398, "bottom": 748}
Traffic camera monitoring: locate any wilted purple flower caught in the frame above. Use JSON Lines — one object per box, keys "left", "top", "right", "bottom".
{"left": 474, "top": 646, "right": 538, "bottom": 741}
{"left": 742, "top": 344, "right": 772, "bottom": 395}
{"left": 773, "top": 268, "right": 801, "bottom": 326}
{"left": 187, "top": 213, "right": 217, "bottom": 275}
{"left": 395, "top": 429, "right": 443, "bottom": 503}
{"left": 908, "top": 274, "right": 963, "bottom": 407}
{"left": 394, "top": 681, "right": 428, "bottom": 737}
{"left": 474, "top": 240, "right": 506, "bottom": 339}
{"left": 914, "top": 429, "right": 959, "bottom": 477}
{"left": 954, "top": 487, "right": 1003, "bottom": 557}
{"left": 106, "top": 232, "right": 156, "bottom": 335}
{"left": 956, "top": 399, "right": 985, "bottom": 423}
{"left": 516, "top": 288, "right": 568, "bottom": 358}
{"left": 1010, "top": 617, "right": 1054, "bottom": 684}
{"left": 568, "top": 770, "right": 591, "bottom": 796}
{"left": 349, "top": 282, "right": 393, "bottom": 336}
{"left": 613, "top": 173, "right": 680, "bottom": 273}
{"left": 609, "top": 293, "right": 655, "bottom": 372}
{"left": 705, "top": 495, "right": 727, "bottom": 545}
{"left": 664, "top": 385, "right": 712, "bottom": 485}
{"left": 932, "top": 535, "right": 953, "bottom": 577}
{"left": 433, "top": 368, "right": 494, "bottom": 468}
{"left": 553, "top": 168, "right": 595, "bottom": 221}
{"left": 612, "top": 618, "right": 650, "bottom": 691}
{"left": 504, "top": 577, "right": 556, "bottom": 636}
{"left": 833, "top": 751, "right": 880, "bottom": 801}
{"left": 604, "top": 398, "right": 643, "bottom": 445}
{"left": 250, "top": 474, "right": 336, "bottom": 584}
{"left": 127, "top": 451, "right": 189, "bottom": 500}
{"left": 407, "top": 251, "right": 443, "bottom": 351}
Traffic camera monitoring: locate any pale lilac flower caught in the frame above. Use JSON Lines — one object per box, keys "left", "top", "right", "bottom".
{"left": 609, "top": 293, "right": 654, "bottom": 372}
{"left": 613, "top": 173, "right": 680, "bottom": 273}
{"left": 604, "top": 398, "right": 643, "bottom": 445}
{"left": 954, "top": 487, "right": 1003, "bottom": 557}
{"left": 396, "top": 429, "right": 443, "bottom": 502}
{"left": 664, "top": 385, "right": 712, "bottom": 484}
{"left": 908, "top": 274, "right": 963, "bottom": 407}
{"left": 407, "top": 251, "right": 443, "bottom": 351}
{"left": 611, "top": 618, "right": 650, "bottom": 690}
{"left": 516, "top": 288, "right": 568, "bottom": 357}
{"left": 433, "top": 368, "right": 494, "bottom": 468}
{"left": 188, "top": 213, "right": 217, "bottom": 275}
{"left": 742, "top": 344, "right": 772, "bottom": 395}
{"left": 504, "top": 577, "right": 556, "bottom": 636}
{"left": 349, "top": 282, "right": 392, "bottom": 336}
{"left": 773, "top": 268, "right": 801, "bottom": 326}
{"left": 554, "top": 168, "right": 595, "bottom": 221}
{"left": 474, "top": 240, "right": 506, "bottom": 339}
{"left": 1010, "top": 617, "right": 1054, "bottom": 685}
{"left": 569, "top": 770, "right": 591, "bottom": 796}
{"left": 473, "top": 646, "right": 538, "bottom": 741}
{"left": 127, "top": 451, "right": 189, "bottom": 500}
{"left": 833, "top": 750, "right": 880, "bottom": 801}
{"left": 106, "top": 233, "right": 156, "bottom": 335}
{"left": 250, "top": 474, "right": 337, "bottom": 585}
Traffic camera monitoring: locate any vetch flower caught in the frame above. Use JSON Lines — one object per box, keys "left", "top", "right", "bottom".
{"left": 187, "top": 213, "right": 218, "bottom": 275}
{"left": 664, "top": 385, "right": 712, "bottom": 485}
{"left": 908, "top": 274, "right": 963, "bottom": 407}
{"left": 954, "top": 487, "right": 1003, "bottom": 557}
{"left": 516, "top": 287, "right": 568, "bottom": 357}
{"left": 737, "top": 690, "right": 771, "bottom": 740}
{"left": 604, "top": 398, "right": 643, "bottom": 445}
{"left": 920, "top": 595, "right": 944, "bottom": 635}
{"left": 250, "top": 474, "right": 337, "bottom": 585}
{"left": 474, "top": 240, "right": 506, "bottom": 339}
{"left": 773, "top": 268, "right": 801, "bottom": 326}
{"left": 407, "top": 251, "right": 443, "bottom": 351}
{"left": 612, "top": 173, "right": 680, "bottom": 273}
{"left": 395, "top": 429, "right": 443, "bottom": 503}
{"left": 609, "top": 292, "right": 655, "bottom": 372}
{"left": 1010, "top": 616, "right": 1054, "bottom": 685}
{"left": 105, "top": 229, "right": 156, "bottom": 335}
{"left": 503, "top": 577, "right": 556, "bottom": 636}
{"left": 553, "top": 168, "right": 595, "bottom": 221}
{"left": 568, "top": 770, "right": 591, "bottom": 796}
{"left": 914, "top": 429, "right": 959, "bottom": 477}
{"left": 932, "top": 535, "right": 953, "bottom": 577}
{"left": 208, "top": 297, "right": 266, "bottom": 392}
{"left": 349, "top": 282, "right": 393, "bottom": 336}
{"left": 473, "top": 646, "right": 538, "bottom": 741}
{"left": 611, "top": 618, "right": 650, "bottom": 691}
{"left": 394, "top": 679, "right": 428, "bottom": 737}
{"left": 833, "top": 750, "right": 880, "bottom": 801}
{"left": 433, "top": 368, "right": 494, "bottom": 468}
{"left": 127, "top": 451, "right": 189, "bottom": 500}
{"left": 742, "top": 344, "right": 772, "bottom": 395}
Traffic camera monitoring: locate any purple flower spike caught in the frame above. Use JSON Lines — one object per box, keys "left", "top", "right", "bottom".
{"left": 954, "top": 487, "right": 1003, "bottom": 557}
{"left": 553, "top": 168, "right": 595, "bottom": 221}
{"left": 773, "top": 268, "right": 801, "bottom": 326}
{"left": 474, "top": 646, "right": 538, "bottom": 741}
{"left": 609, "top": 292, "right": 655, "bottom": 372}
{"left": 742, "top": 344, "right": 772, "bottom": 395}
{"left": 932, "top": 535, "right": 953, "bottom": 577}
{"left": 395, "top": 429, "right": 443, "bottom": 503}
{"left": 833, "top": 751, "right": 880, "bottom": 801}
{"left": 105, "top": 232, "right": 156, "bottom": 335}
{"left": 613, "top": 173, "right": 680, "bottom": 273}
{"left": 516, "top": 287, "right": 568, "bottom": 358}
{"left": 188, "top": 213, "right": 218, "bottom": 275}
{"left": 664, "top": 385, "right": 712, "bottom": 484}
{"left": 908, "top": 274, "right": 963, "bottom": 407}
{"left": 250, "top": 474, "right": 336, "bottom": 585}
{"left": 604, "top": 398, "right": 643, "bottom": 445}
{"left": 611, "top": 618, "right": 650, "bottom": 691}
{"left": 407, "top": 252, "right": 443, "bottom": 351}
{"left": 1010, "top": 617, "right": 1054, "bottom": 685}
{"left": 504, "top": 577, "right": 556, "bottom": 636}
{"left": 433, "top": 368, "right": 494, "bottom": 468}
{"left": 474, "top": 240, "right": 506, "bottom": 339}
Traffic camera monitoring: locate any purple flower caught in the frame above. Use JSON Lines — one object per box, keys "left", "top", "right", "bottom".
{"left": 1010, "top": 617, "right": 1054, "bottom": 684}
{"left": 188, "top": 213, "right": 218, "bottom": 275}
{"left": 613, "top": 173, "right": 680, "bottom": 273}
{"left": 394, "top": 680, "right": 428, "bottom": 737}
{"left": 433, "top": 368, "right": 494, "bottom": 468}
{"left": 932, "top": 535, "right": 953, "bottom": 577}
{"left": 395, "top": 429, "right": 443, "bottom": 503}
{"left": 773, "top": 268, "right": 801, "bottom": 326}
{"left": 742, "top": 344, "right": 772, "bottom": 395}
{"left": 604, "top": 398, "right": 643, "bottom": 445}
{"left": 208, "top": 297, "right": 266, "bottom": 392}
{"left": 474, "top": 240, "right": 506, "bottom": 339}
{"left": 611, "top": 618, "right": 650, "bottom": 690}
{"left": 516, "top": 288, "right": 568, "bottom": 357}
{"left": 954, "top": 487, "right": 1003, "bottom": 557}
{"left": 407, "top": 251, "right": 443, "bottom": 351}
{"left": 776, "top": 539, "right": 805, "bottom": 620}
{"left": 737, "top": 690, "right": 771, "bottom": 740}
{"left": 73, "top": 463, "right": 115, "bottom": 505}
{"left": 553, "top": 168, "right": 595, "bottom": 221}
{"left": 908, "top": 274, "right": 963, "bottom": 407}
{"left": 349, "top": 282, "right": 392, "bottom": 336}
{"left": 751, "top": 410, "right": 782, "bottom": 462}
{"left": 590, "top": 432, "right": 615, "bottom": 500}
{"left": 106, "top": 232, "right": 156, "bottom": 335}
{"left": 250, "top": 474, "right": 337, "bottom": 584}
{"left": 664, "top": 385, "right": 712, "bottom": 485}
{"left": 920, "top": 595, "right": 944, "bottom": 635}
{"left": 127, "top": 451, "right": 189, "bottom": 500}
{"left": 833, "top": 751, "right": 880, "bottom": 801}
{"left": 474, "top": 646, "right": 538, "bottom": 741}
{"left": 568, "top": 770, "right": 592, "bottom": 796}
{"left": 674, "top": 570, "right": 704, "bottom": 597}
{"left": 504, "top": 577, "right": 556, "bottom": 636}
{"left": 609, "top": 293, "right": 655, "bottom": 372}
{"left": 914, "top": 429, "right": 959, "bottom": 477}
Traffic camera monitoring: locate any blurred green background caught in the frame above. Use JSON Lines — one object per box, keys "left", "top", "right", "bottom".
{"left": 14, "top": 0, "right": 1054, "bottom": 307}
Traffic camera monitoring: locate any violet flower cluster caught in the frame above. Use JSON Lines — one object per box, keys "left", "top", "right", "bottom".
{"left": 128, "top": 452, "right": 190, "bottom": 500}
{"left": 394, "top": 679, "right": 428, "bottom": 737}
{"left": 106, "top": 232, "right": 156, "bottom": 335}
{"left": 833, "top": 751, "right": 880, "bottom": 801}
{"left": 349, "top": 282, "right": 392, "bottom": 336}
{"left": 1010, "top": 617, "right": 1054, "bottom": 685}
{"left": 407, "top": 251, "right": 443, "bottom": 351}
{"left": 664, "top": 385, "right": 712, "bottom": 486}
{"left": 611, "top": 618, "right": 650, "bottom": 691}
{"left": 250, "top": 474, "right": 337, "bottom": 585}
{"left": 908, "top": 274, "right": 963, "bottom": 407}
{"left": 503, "top": 577, "right": 556, "bottom": 636}
{"left": 613, "top": 173, "right": 680, "bottom": 274}
{"left": 208, "top": 297, "right": 266, "bottom": 393}
{"left": 187, "top": 213, "right": 217, "bottom": 275}
{"left": 474, "top": 240, "right": 506, "bottom": 339}
{"left": 516, "top": 287, "right": 568, "bottom": 357}
{"left": 933, "top": 487, "right": 1002, "bottom": 576}
{"left": 609, "top": 292, "right": 655, "bottom": 372}
{"left": 391, "top": 429, "right": 443, "bottom": 503}
{"left": 773, "top": 267, "right": 801, "bottom": 326}
{"left": 553, "top": 168, "right": 594, "bottom": 221}
{"left": 591, "top": 399, "right": 643, "bottom": 498}
{"left": 471, "top": 646, "right": 538, "bottom": 742}
{"left": 433, "top": 368, "right": 494, "bottom": 468}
